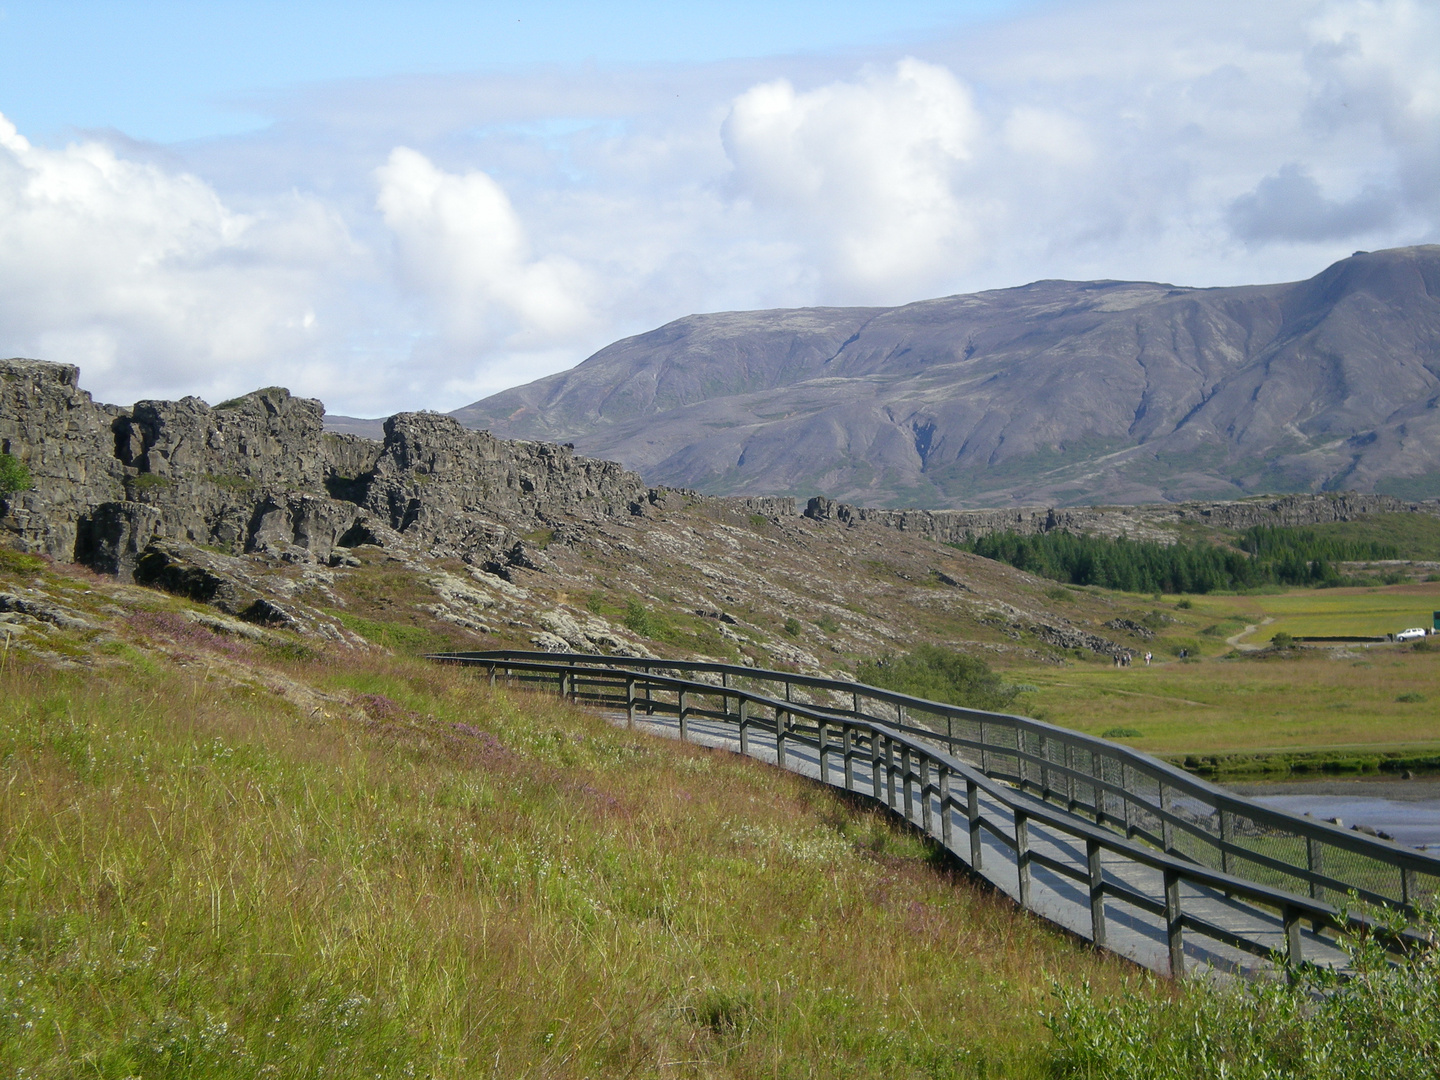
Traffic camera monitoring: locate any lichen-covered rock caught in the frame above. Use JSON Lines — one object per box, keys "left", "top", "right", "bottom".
{"left": 1, "top": 360, "right": 652, "bottom": 600}
{"left": 0, "top": 359, "right": 125, "bottom": 559}
{"left": 361, "top": 412, "right": 648, "bottom": 556}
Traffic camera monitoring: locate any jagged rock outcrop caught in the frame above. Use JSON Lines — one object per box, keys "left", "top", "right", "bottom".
{"left": 0, "top": 359, "right": 126, "bottom": 560}
{"left": 0, "top": 359, "right": 651, "bottom": 591}
{"left": 804, "top": 492, "right": 1440, "bottom": 546}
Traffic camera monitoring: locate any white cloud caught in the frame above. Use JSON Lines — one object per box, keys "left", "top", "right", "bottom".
{"left": 722, "top": 59, "right": 985, "bottom": 299}
{"left": 375, "top": 147, "right": 595, "bottom": 351}
{"left": 0, "top": 113, "right": 362, "bottom": 406}
{"left": 5, "top": 0, "right": 1440, "bottom": 417}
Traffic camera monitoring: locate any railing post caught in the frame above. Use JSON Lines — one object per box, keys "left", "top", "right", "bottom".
{"left": 488, "top": 662, "right": 496, "bottom": 688}
{"left": 776, "top": 707, "right": 787, "bottom": 768}
{"left": 626, "top": 676, "right": 636, "bottom": 728}
{"left": 1065, "top": 744, "right": 1077, "bottom": 813}
{"left": 1307, "top": 837, "right": 1324, "bottom": 903}
{"left": 738, "top": 697, "right": 750, "bottom": 756}
{"left": 919, "top": 756, "right": 933, "bottom": 836}
{"left": 939, "top": 767, "right": 953, "bottom": 850}
{"left": 1403, "top": 867, "right": 1417, "bottom": 908}
{"left": 979, "top": 720, "right": 990, "bottom": 774}
{"left": 902, "top": 746, "right": 915, "bottom": 822}
{"left": 1219, "top": 808, "right": 1234, "bottom": 875}
{"left": 1160, "top": 782, "right": 1175, "bottom": 853}
{"left": 967, "top": 778, "right": 982, "bottom": 870}
{"left": 818, "top": 720, "right": 831, "bottom": 784}
{"left": 644, "top": 666, "right": 653, "bottom": 715}
{"left": 1039, "top": 733, "right": 1051, "bottom": 803}
{"left": 885, "top": 738, "right": 898, "bottom": 810}
{"left": 1121, "top": 764, "right": 1135, "bottom": 839}
{"left": 1164, "top": 869, "right": 1185, "bottom": 977}
{"left": 897, "top": 702, "right": 906, "bottom": 729}
{"left": 1016, "top": 810, "right": 1031, "bottom": 909}
{"left": 852, "top": 690, "right": 861, "bottom": 718}
{"left": 842, "top": 725, "right": 855, "bottom": 791}
{"left": 721, "top": 671, "right": 729, "bottom": 716}
{"left": 870, "top": 732, "right": 883, "bottom": 799}
{"left": 1086, "top": 838, "right": 1106, "bottom": 948}
{"left": 678, "top": 688, "right": 688, "bottom": 742}
{"left": 1284, "top": 905, "right": 1303, "bottom": 969}
{"left": 946, "top": 713, "right": 955, "bottom": 751}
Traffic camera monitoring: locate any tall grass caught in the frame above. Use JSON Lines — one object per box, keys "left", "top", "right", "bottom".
{"left": 0, "top": 646, "right": 1133, "bottom": 1077}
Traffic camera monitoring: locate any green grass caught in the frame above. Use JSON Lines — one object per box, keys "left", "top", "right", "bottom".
{"left": 0, "top": 642, "right": 1137, "bottom": 1077}
{"left": 1180, "top": 580, "right": 1440, "bottom": 640}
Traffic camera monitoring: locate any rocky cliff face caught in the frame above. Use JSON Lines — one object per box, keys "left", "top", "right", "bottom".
{"left": 0, "top": 359, "right": 650, "bottom": 592}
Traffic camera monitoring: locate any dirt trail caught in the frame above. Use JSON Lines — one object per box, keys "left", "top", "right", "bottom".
{"left": 1227, "top": 616, "right": 1274, "bottom": 651}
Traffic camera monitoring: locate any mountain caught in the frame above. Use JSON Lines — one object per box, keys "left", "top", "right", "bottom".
{"left": 449, "top": 246, "right": 1440, "bottom": 507}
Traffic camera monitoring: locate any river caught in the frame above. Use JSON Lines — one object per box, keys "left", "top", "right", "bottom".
{"left": 1226, "top": 777, "right": 1440, "bottom": 851}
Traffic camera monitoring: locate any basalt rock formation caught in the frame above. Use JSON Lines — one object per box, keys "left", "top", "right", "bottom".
{"left": 0, "top": 359, "right": 649, "bottom": 600}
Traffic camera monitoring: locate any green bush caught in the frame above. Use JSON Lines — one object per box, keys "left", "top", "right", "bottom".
{"left": 623, "top": 598, "right": 656, "bottom": 638}
{"left": 0, "top": 451, "right": 32, "bottom": 495}
{"left": 782, "top": 616, "right": 802, "bottom": 637}
{"left": 856, "top": 645, "right": 1020, "bottom": 712}
{"left": 1048, "top": 902, "right": 1440, "bottom": 1079}
{"left": 1270, "top": 631, "right": 1294, "bottom": 648}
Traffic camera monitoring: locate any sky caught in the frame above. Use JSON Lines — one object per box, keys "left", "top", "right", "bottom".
{"left": 0, "top": 0, "right": 1436, "bottom": 417}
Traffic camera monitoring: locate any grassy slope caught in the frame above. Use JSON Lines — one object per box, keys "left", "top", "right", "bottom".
{"left": 0, "top": 559, "right": 1137, "bottom": 1078}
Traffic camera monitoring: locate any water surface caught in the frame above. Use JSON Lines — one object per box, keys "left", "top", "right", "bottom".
{"left": 1226, "top": 778, "right": 1440, "bottom": 851}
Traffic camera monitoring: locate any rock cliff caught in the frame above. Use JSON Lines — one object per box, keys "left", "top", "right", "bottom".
{"left": 0, "top": 359, "right": 649, "bottom": 591}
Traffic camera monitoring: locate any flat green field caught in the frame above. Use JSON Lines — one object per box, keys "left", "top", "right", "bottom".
{"left": 1003, "top": 580, "right": 1440, "bottom": 772}
{"left": 1182, "top": 581, "right": 1440, "bottom": 642}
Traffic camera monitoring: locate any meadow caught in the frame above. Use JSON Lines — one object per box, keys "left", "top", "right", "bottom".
{"left": 1006, "top": 581, "right": 1440, "bottom": 775}
{"left": 0, "top": 638, "right": 1137, "bottom": 1078}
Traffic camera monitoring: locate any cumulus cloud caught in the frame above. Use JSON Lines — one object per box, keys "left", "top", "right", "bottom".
{"left": 0, "top": 113, "right": 361, "bottom": 406}
{"left": 6, "top": 0, "right": 1440, "bottom": 417}
{"left": 722, "top": 59, "right": 984, "bottom": 299}
{"left": 1229, "top": 165, "right": 1394, "bottom": 242}
{"left": 375, "top": 147, "right": 594, "bottom": 351}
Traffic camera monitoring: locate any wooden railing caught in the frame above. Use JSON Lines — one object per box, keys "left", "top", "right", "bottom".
{"left": 431, "top": 649, "right": 1439, "bottom": 975}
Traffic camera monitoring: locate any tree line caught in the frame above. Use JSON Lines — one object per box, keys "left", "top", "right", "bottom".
{"left": 956, "top": 524, "right": 1399, "bottom": 594}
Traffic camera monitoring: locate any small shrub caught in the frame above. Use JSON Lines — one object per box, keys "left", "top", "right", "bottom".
{"left": 623, "top": 598, "right": 656, "bottom": 637}
{"left": 748, "top": 513, "right": 768, "bottom": 530}
{"left": 1046, "top": 586, "right": 1075, "bottom": 601}
{"left": 782, "top": 616, "right": 802, "bottom": 637}
{"left": 1270, "top": 631, "right": 1294, "bottom": 648}
{"left": 1101, "top": 726, "right": 1142, "bottom": 739}
{"left": 857, "top": 645, "right": 1020, "bottom": 712}
{"left": 585, "top": 592, "right": 605, "bottom": 614}
{"left": 1175, "top": 598, "right": 1192, "bottom": 609}
{"left": 1397, "top": 691, "right": 1426, "bottom": 703}
{"left": 0, "top": 451, "right": 32, "bottom": 495}
{"left": 815, "top": 613, "right": 840, "bottom": 633}
{"left": 131, "top": 471, "right": 174, "bottom": 491}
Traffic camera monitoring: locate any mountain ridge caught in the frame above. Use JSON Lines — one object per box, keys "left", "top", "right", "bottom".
{"left": 448, "top": 246, "right": 1440, "bottom": 508}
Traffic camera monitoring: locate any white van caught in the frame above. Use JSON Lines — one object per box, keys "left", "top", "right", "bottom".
{"left": 1395, "top": 627, "right": 1429, "bottom": 642}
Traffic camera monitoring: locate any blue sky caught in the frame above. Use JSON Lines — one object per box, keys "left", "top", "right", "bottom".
{"left": 0, "top": 2, "right": 1025, "bottom": 143}
{"left": 0, "top": 0, "right": 1434, "bottom": 416}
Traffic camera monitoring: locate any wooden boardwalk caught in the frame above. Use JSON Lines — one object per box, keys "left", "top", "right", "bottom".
{"left": 434, "top": 651, "right": 1440, "bottom": 980}
{"left": 625, "top": 706, "right": 1350, "bottom": 978}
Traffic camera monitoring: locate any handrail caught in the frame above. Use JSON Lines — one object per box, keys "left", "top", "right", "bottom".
{"left": 433, "top": 649, "right": 1440, "bottom": 915}
{"left": 433, "top": 650, "right": 1436, "bottom": 976}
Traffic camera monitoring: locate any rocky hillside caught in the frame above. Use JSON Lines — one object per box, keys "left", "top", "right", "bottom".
{"left": 452, "top": 245, "right": 1440, "bottom": 508}
{"left": 4, "top": 358, "right": 1200, "bottom": 673}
